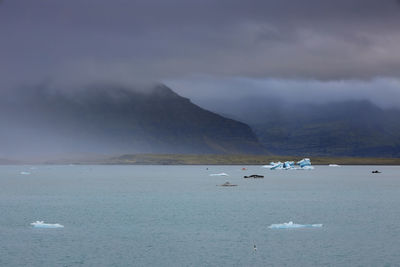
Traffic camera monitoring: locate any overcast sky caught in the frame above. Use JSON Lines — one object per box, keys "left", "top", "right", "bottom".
{"left": 2, "top": 0, "right": 400, "bottom": 106}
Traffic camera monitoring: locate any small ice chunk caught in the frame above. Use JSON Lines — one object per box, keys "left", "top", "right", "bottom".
{"left": 329, "top": 164, "right": 340, "bottom": 167}
{"left": 20, "top": 172, "right": 31, "bottom": 175}
{"left": 268, "top": 221, "right": 322, "bottom": 229}
{"left": 210, "top": 173, "right": 229, "bottom": 176}
{"left": 31, "top": 221, "right": 64, "bottom": 228}
{"left": 261, "top": 165, "right": 273, "bottom": 168}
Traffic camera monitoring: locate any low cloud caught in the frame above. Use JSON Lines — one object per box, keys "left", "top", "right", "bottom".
{"left": 167, "top": 76, "right": 400, "bottom": 109}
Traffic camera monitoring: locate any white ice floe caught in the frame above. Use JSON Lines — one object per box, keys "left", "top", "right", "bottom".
{"left": 261, "top": 165, "right": 273, "bottom": 168}
{"left": 210, "top": 173, "right": 229, "bottom": 176}
{"left": 31, "top": 221, "right": 64, "bottom": 228}
{"left": 20, "top": 172, "right": 31, "bottom": 175}
{"left": 268, "top": 221, "right": 322, "bottom": 229}
{"left": 329, "top": 164, "right": 340, "bottom": 167}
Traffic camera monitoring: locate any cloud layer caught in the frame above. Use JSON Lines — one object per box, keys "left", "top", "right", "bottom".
{"left": 1, "top": 0, "right": 400, "bottom": 105}
{"left": 167, "top": 76, "right": 400, "bottom": 109}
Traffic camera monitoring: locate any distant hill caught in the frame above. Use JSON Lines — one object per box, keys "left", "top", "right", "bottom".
{"left": 0, "top": 158, "right": 20, "bottom": 165}
{"left": 241, "top": 100, "right": 400, "bottom": 157}
{"left": 0, "top": 84, "right": 266, "bottom": 159}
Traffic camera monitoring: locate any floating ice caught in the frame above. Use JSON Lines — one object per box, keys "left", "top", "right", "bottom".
{"left": 261, "top": 165, "right": 273, "bottom": 168}
{"left": 283, "top": 161, "right": 295, "bottom": 169}
{"left": 266, "top": 158, "right": 314, "bottom": 170}
{"left": 329, "top": 164, "right": 340, "bottom": 167}
{"left": 20, "top": 172, "right": 31, "bottom": 175}
{"left": 297, "top": 158, "right": 311, "bottom": 168}
{"left": 270, "top": 162, "right": 283, "bottom": 170}
{"left": 210, "top": 173, "right": 229, "bottom": 176}
{"left": 268, "top": 221, "right": 322, "bottom": 229}
{"left": 31, "top": 221, "right": 64, "bottom": 228}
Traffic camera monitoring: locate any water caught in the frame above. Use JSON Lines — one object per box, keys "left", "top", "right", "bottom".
{"left": 0, "top": 165, "right": 399, "bottom": 266}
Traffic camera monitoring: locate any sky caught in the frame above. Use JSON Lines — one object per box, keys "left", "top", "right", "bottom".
{"left": 1, "top": 0, "right": 400, "bottom": 107}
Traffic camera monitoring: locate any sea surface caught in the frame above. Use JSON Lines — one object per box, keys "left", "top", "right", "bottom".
{"left": 0, "top": 165, "right": 399, "bottom": 266}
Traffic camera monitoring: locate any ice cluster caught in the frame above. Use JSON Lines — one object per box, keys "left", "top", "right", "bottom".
{"left": 267, "top": 158, "right": 314, "bottom": 170}
{"left": 268, "top": 221, "right": 323, "bottom": 229}
{"left": 31, "top": 221, "right": 64, "bottom": 228}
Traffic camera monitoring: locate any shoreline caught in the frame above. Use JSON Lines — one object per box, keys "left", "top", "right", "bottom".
{"left": 20, "top": 154, "right": 400, "bottom": 165}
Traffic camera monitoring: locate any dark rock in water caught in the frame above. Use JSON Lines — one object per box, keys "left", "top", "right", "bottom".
{"left": 372, "top": 170, "right": 381, "bottom": 173}
{"left": 244, "top": 174, "right": 264, "bottom": 178}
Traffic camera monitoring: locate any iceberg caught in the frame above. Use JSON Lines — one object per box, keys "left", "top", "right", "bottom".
{"left": 210, "top": 173, "right": 229, "bottom": 176}
{"left": 20, "top": 171, "right": 31, "bottom": 175}
{"left": 268, "top": 221, "right": 322, "bottom": 229}
{"left": 297, "top": 158, "right": 311, "bottom": 168}
{"left": 297, "top": 158, "right": 314, "bottom": 170}
{"left": 31, "top": 221, "right": 64, "bottom": 228}
{"left": 283, "top": 161, "right": 295, "bottom": 169}
{"left": 329, "top": 164, "right": 340, "bottom": 167}
{"left": 270, "top": 162, "right": 283, "bottom": 170}
{"left": 265, "top": 158, "right": 314, "bottom": 170}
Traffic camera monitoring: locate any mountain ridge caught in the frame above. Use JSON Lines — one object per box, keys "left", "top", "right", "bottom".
{"left": 235, "top": 99, "right": 400, "bottom": 157}
{"left": 0, "top": 84, "right": 267, "bottom": 160}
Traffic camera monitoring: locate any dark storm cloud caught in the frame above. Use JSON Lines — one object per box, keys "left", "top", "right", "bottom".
{"left": 1, "top": 0, "right": 400, "bottom": 88}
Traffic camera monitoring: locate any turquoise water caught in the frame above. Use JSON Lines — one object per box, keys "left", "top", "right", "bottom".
{"left": 0, "top": 165, "right": 400, "bottom": 266}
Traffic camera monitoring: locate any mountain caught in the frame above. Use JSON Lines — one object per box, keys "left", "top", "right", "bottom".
{"left": 0, "top": 158, "right": 21, "bottom": 165}
{"left": 0, "top": 84, "right": 266, "bottom": 160}
{"left": 224, "top": 99, "right": 400, "bottom": 157}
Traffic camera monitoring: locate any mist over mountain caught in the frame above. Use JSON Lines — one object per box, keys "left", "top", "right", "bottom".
{"left": 0, "top": 84, "right": 266, "bottom": 161}
{"left": 2, "top": 0, "right": 400, "bottom": 160}
{"left": 202, "top": 97, "right": 400, "bottom": 157}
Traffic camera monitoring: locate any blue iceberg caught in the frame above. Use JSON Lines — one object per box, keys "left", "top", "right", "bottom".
{"left": 270, "top": 162, "right": 283, "bottom": 170}
{"left": 297, "top": 158, "right": 311, "bottom": 168}
{"left": 31, "top": 221, "right": 64, "bottom": 228}
{"left": 268, "top": 221, "right": 322, "bottom": 229}
{"left": 267, "top": 158, "right": 314, "bottom": 170}
{"left": 283, "top": 161, "right": 295, "bottom": 169}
